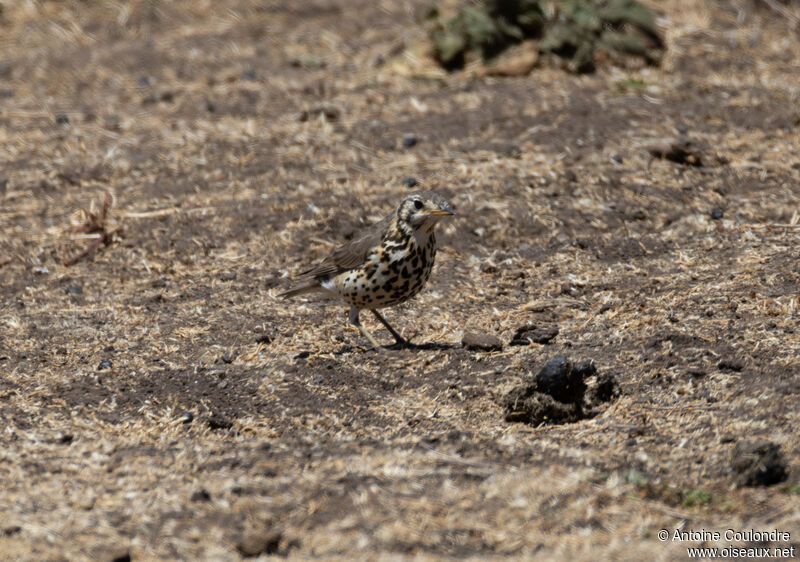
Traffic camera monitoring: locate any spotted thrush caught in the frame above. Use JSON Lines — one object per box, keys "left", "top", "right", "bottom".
{"left": 280, "top": 191, "right": 455, "bottom": 348}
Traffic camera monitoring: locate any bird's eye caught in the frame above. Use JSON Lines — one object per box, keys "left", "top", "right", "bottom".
{"left": 413, "top": 200, "right": 423, "bottom": 210}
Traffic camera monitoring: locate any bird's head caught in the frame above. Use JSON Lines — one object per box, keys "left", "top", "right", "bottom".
{"left": 396, "top": 191, "right": 455, "bottom": 232}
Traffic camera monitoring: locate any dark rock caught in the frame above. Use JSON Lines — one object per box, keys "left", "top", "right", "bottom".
{"left": 534, "top": 355, "right": 586, "bottom": 404}
{"left": 710, "top": 208, "right": 723, "bottom": 220}
{"left": 190, "top": 489, "right": 211, "bottom": 502}
{"left": 256, "top": 333, "right": 273, "bottom": 344}
{"left": 207, "top": 414, "right": 233, "bottom": 430}
{"left": 180, "top": 411, "right": 194, "bottom": 424}
{"left": 503, "top": 356, "right": 617, "bottom": 426}
{"left": 731, "top": 441, "right": 788, "bottom": 487}
{"left": 294, "top": 351, "right": 310, "bottom": 360}
{"left": 402, "top": 134, "right": 418, "bottom": 148}
{"left": 65, "top": 285, "right": 83, "bottom": 295}
{"left": 236, "top": 530, "right": 283, "bottom": 557}
{"left": 461, "top": 331, "right": 503, "bottom": 352}
{"left": 510, "top": 324, "right": 558, "bottom": 346}
{"left": 97, "top": 359, "right": 113, "bottom": 371}
{"left": 55, "top": 114, "right": 70, "bottom": 125}
{"left": 403, "top": 177, "right": 418, "bottom": 188}
{"left": 110, "top": 551, "right": 131, "bottom": 562}
{"left": 611, "top": 153, "right": 623, "bottom": 164}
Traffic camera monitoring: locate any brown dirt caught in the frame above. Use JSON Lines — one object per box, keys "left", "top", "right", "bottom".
{"left": 2, "top": 0, "right": 800, "bottom": 559}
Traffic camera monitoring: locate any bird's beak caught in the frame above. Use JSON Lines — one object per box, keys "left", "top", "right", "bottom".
{"left": 424, "top": 205, "right": 455, "bottom": 216}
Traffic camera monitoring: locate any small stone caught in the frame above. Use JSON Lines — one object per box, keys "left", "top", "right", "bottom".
{"left": 65, "top": 285, "right": 83, "bottom": 295}
{"left": 402, "top": 134, "right": 418, "bottom": 148}
{"left": 611, "top": 153, "right": 623, "bottom": 164}
{"left": 403, "top": 177, "right": 418, "bottom": 188}
{"left": 710, "top": 208, "right": 723, "bottom": 220}
{"left": 731, "top": 441, "right": 788, "bottom": 487}
{"left": 461, "top": 331, "right": 503, "bottom": 352}
{"left": 190, "top": 489, "right": 211, "bottom": 502}
{"left": 534, "top": 355, "right": 586, "bottom": 404}
{"left": 180, "top": 411, "right": 194, "bottom": 424}
{"left": 237, "top": 530, "right": 282, "bottom": 557}
{"left": 97, "top": 359, "right": 113, "bottom": 371}
{"left": 33, "top": 266, "right": 49, "bottom": 275}
{"left": 294, "top": 351, "right": 310, "bottom": 360}
{"left": 2, "top": 525, "right": 21, "bottom": 536}
{"left": 510, "top": 324, "right": 559, "bottom": 346}
{"left": 55, "top": 114, "right": 70, "bottom": 125}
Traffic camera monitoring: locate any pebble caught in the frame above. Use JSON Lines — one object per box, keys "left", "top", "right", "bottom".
{"left": 403, "top": 177, "right": 418, "bottom": 188}
{"left": 710, "top": 208, "right": 723, "bottom": 220}
{"left": 97, "top": 359, "right": 113, "bottom": 370}
{"left": 461, "top": 331, "right": 503, "bottom": 352}
{"left": 402, "top": 134, "right": 418, "bottom": 148}
{"left": 55, "top": 114, "right": 70, "bottom": 125}
{"left": 180, "top": 411, "right": 194, "bottom": 424}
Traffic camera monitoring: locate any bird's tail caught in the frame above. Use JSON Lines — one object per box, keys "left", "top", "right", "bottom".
{"left": 279, "top": 283, "right": 323, "bottom": 299}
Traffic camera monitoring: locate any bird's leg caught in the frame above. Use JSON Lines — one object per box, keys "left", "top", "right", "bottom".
{"left": 349, "top": 306, "right": 381, "bottom": 349}
{"left": 370, "top": 309, "right": 411, "bottom": 347}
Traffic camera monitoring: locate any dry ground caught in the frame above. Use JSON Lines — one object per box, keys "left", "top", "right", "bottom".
{"left": 2, "top": 0, "right": 800, "bottom": 560}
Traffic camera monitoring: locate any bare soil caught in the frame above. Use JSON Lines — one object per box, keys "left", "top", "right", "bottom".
{"left": 2, "top": 1, "right": 800, "bottom": 559}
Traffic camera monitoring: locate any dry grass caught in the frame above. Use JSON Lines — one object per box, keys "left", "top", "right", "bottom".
{"left": 1, "top": 0, "right": 800, "bottom": 559}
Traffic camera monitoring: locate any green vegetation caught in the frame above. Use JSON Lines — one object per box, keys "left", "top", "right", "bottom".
{"left": 429, "top": 0, "right": 664, "bottom": 72}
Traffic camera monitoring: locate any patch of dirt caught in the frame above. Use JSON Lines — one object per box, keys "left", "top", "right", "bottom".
{"left": 2, "top": 0, "right": 800, "bottom": 560}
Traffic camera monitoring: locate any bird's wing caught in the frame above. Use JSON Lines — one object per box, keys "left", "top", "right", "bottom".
{"left": 298, "top": 212, "right": 393, "bottom": 280}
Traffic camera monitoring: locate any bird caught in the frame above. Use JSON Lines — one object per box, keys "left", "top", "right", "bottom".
{"left": 280, "top": 191, "right": 455, "bottom": 348}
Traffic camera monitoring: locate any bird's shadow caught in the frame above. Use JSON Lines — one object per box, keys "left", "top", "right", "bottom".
{"left": 331, "top": 341, "right": 457, "bottom": 355}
